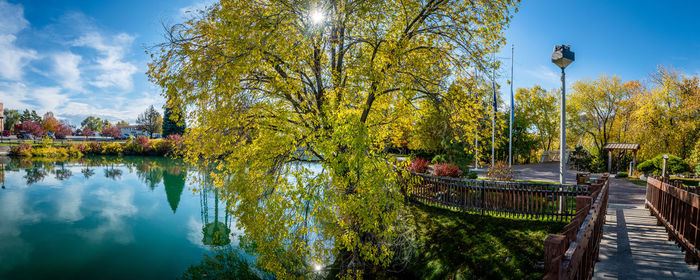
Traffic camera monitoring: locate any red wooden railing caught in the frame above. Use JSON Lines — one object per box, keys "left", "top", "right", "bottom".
{"left": 645, "top": 176, "right": 700, "bottom": 268}
{"left": 543, "top": 174, "right": 610, "bottom": 279}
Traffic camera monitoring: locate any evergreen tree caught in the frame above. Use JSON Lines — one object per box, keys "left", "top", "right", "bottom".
{"left": 162, "top": 105, "right": 185, "bottom": 137}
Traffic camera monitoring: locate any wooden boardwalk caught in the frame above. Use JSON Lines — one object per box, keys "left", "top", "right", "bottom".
{"left": 592, "top": 178, "right": 700, "bottom": 279}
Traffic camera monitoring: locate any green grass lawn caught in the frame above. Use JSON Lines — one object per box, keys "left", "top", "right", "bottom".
{"left": 623, "top": 177, "right": 647, "bottom": 187}
{"left": 395, "top": 203, "right": 566, "bottom": 280}
{"left": 623, "top": 176, "right": 700, "bottom": 188}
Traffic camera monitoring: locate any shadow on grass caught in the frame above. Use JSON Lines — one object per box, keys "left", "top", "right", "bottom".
{"left": 395, "top": 203, "right": 566, "bottom": 280}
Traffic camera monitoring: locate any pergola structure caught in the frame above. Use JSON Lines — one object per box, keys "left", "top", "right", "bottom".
{"left": 604, "top": 143, "right": 640, "bottom": 174}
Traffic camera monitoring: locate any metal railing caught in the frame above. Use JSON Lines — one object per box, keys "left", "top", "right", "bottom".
{"left": 405, "top": 172, "right": 589, "bottom": 221}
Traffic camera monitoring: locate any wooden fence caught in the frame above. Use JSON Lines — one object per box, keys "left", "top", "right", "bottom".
{"left": 645, "top": 176, "right": 700, "bottom": 268}
{"left": 405, "top": 173, "right": 589, "bottom": 221}
{"left": 543, "top": 174, "right": 610, "bottom": 280}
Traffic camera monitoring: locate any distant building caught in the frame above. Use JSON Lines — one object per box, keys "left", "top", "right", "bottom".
{"left": 43, "top": 111, "right": 54, "bottom": 120}
{"left": 119, "top": 125, "right": 161, "bottom": 138}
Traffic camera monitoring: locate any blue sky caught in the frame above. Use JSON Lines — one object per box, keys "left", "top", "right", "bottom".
{"left": 496, "top": 0, "right": 700, "bottom": 96}
{"left": 0, "top": 0, "right": 213, "bottom": 125}
{"left": 1, "top": 0, "right": 699, "bottom": 125}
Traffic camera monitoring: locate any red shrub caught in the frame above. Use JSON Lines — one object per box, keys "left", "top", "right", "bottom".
{"left": 54, "top": 124, "right": 73, "bottom": 138}
{"left": 433, "top": 163, "right": 462, "bottom": 178}
{"left": 102, "top": 126, "right": 122, "bottom": 138}
{"left": 80, "top": 127, "right": 94, "bottom": 136}
{"left": 22, "top": 121, "right": 44, "bottom": 136}
{"left": 11, "top": 143, "right": 33, "bottom": 156}
{"left": 87, "top": 142, "right": 103, "bottom": 154}
{"left": 136, "top": 136, "right": 152, "bottom": 152}
{"left": 408, "top": 158, "right": 430, "bottom": 173}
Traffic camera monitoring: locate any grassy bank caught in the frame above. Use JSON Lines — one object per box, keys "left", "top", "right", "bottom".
{"left": 396, "top": 203, "right": 565, "bottom": 279}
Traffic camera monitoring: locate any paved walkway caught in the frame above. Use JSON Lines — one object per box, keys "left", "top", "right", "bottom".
{"left": 592, "top": 178, "right": 700, "bottom": 279}
{"left": 510, "top": 162, "right": 579, "bottom": 183}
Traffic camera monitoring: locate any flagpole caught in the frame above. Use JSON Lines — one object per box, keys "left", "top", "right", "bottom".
{"left": 509, "top": 44, "right": 514, "bottom": 167}
{"left": 491, "top": 56, "right": 496, "bottom": 168}
{"left": 474, "top": 68, "right": 479, "bottom": 170}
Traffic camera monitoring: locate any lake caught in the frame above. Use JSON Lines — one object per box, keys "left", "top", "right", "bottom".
{"left": 0, "top": 156, "right": 258, "bottom": 280}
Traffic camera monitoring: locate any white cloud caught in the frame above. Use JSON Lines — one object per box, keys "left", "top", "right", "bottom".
{"left": 55, "top": 181, "right": 86, "bottom": 222}
{"left": 31, "top": 87, "right": 66, "bottom": 113}
{"left": 53, "top": 52, "right": 83, "bottom": 91}
{"left": 0, "top": 81, "right": 31, "bottom": 109}
{"left": 0, "top": 82, "right": 67, "bottom": 113}
{"left": 80, "top": 186, "right": 137, "bottom": 244}
{"left": 0, "top": 0, "right": 29, "bottom": 34}
{"left": 526, "top": 65, "right": 561, "bottom": 89}
{"left": 0, "top": 2, "right": 162, "bottom": 124}
{"left": 72, "top": 32, "right": 138, "bottom": 91}
{"left": 179, "top": 0, "right": 216, "bottom": 16}
{"left": 0, "top": 0, "right": 38, "bottom": 80}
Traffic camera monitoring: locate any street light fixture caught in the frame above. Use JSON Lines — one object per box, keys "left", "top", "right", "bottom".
{"left": 551, "top": 45, "right": 574, "bottom": 184}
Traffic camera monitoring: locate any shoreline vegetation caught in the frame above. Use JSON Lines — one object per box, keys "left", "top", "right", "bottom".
{"left": 8, "top": 135, "right": 182, "bottom": 158}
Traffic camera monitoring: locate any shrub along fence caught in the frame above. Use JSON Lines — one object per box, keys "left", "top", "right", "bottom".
{"left": 404, "top": 172, "right": 589, "bottom": 221}
{"left": 645, "top": 176, "right": 700, "bottom": 269}
{"left": 543, "top": 174, "right": 610, "bottom": 280}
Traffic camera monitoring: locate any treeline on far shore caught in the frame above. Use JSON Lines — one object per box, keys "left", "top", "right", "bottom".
{"left": 9, "top": 135, "right": 183, "bottom": 158}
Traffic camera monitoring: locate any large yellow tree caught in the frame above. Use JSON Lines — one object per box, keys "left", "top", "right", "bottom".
{"left": 148, "top": 0, "right": 518, "bottom": 278}
{"left": 631, "top": 67, "right": 700, "bottom": 159}
{"left": 568, "top": 74, "right": 630, "bottom": 161}
{"left": 515, "top": 85, "right": 558, "bottom": 152}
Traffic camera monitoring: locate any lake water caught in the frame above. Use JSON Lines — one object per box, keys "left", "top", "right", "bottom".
{"left": 0, "top": 156, "right": 256, "bottom": 280}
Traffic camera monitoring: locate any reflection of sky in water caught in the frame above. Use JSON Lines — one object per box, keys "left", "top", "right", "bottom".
{"left": 0, "top": 191, "right": 41, "bottom": 273}
{"left": 0, "top": 157, "right": 247, "bottom": 279}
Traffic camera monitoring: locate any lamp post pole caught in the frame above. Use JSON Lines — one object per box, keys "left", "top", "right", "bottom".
{"left": 475, "top": 69, "right": 479, "bottom": 170}
{"left": 559, "top": 68, "right": 566, "bottom": 184}
{"left": 551, "top": 45, "right": 574, "bottom": 185}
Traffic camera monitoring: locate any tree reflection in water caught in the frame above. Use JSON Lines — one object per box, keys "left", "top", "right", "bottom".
{"left": 104, "top": 168, "right": 123, "bottom": 180}
{"left": 181, "top": 172, "right": 272, "bottom": 280}
{"left": 180, "top": 247, "right": 262, "bottom": 280}
{"left": 81, "top": 168, "right": 95, "bottom": 179}
{"left": 163, "top": 165, "right": 186, "bottom": 213}
{"left": 53, "top": 162, "right": 72, "bottom": 180}
{"left": 199, "top": 173, "right": 231, "bottom": 247}
{"left": 24, "top": 164, "right": 48, "bottom": 185}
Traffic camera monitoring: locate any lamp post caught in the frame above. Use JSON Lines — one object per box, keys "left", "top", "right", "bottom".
{"left": 551, "top": 45, "right": 574, "bottom": 184}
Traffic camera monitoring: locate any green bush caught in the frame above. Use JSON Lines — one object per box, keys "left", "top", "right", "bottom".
{"left": 637, "top": 154, "right": 691, "bottom": 175}
{"left": 465, "top": 171, "right": 478, "bottom": 179}
{"left": 431, "top": 154, "right": 447, "bottom": 164}
{"left": 569, "top": 145, "right": 593, "bottom": 171}
{"left": 152, "top": 140, "right": 171, "bottom": 156}
{"left": 616, "top": 172, "right": 628, "bottom": 178}
{"left": 29, "top": 146, "right": 72, "bottom": 158}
